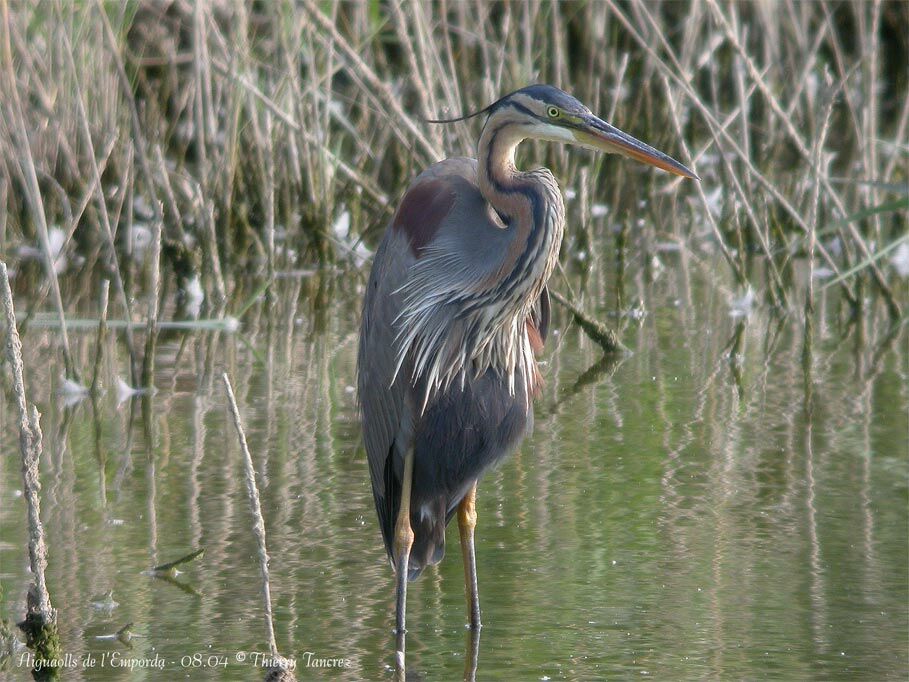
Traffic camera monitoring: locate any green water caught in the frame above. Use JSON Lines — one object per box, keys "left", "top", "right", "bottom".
{"left": 1, "top": 255, "right": 907, "bottom": 680}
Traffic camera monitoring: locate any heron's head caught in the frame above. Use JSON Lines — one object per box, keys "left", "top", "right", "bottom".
{"left": 475, "top": 84, "right": 698, "bottom": 180}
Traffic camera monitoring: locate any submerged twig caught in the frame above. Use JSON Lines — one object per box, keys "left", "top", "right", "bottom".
{"left": 549, "top": 289, "right": 626, "bottom": 353}
{"left": 545, "top": 352, "right": 624, "bottom": 417}
{"left": 222, "top": 373, "right": 295, "bottom": 679}
{"left": 151, "top": 548, "right": 205, "bottom": 575}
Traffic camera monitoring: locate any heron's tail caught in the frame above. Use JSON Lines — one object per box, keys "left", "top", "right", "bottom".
{"left": 405, "top": 497, "right": 447, "bottom": 581}
{"left": 375, "top": 461, "right": 451, "bottom": 581}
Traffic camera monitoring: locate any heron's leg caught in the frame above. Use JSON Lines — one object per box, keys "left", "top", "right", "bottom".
{"left": 463, "top": 618, "right": 482, "bottom": 682}
{"left": 458, "top": 482, "right": 482, "bottom": 629}
{"left": 393, "top": 448, "right": 415, "bottom": 673}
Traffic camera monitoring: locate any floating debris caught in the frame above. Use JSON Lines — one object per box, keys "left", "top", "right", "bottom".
{"left": 649, "top": 254, "right": 664, "bottom": 277}
{"left": 17, "top": 226, "right": 71, "bottom": 274}
{"left": 116, "top": 377, "right": 154, "bottom": 406}
{"left": 132, "top": 195, "right": 155, "bottom": 220}
{"left": 626, "top": 298, "right": 647, "bottom": 321}
{"left": 90, "top": 590, "right": 119, "bottom": 612}
{"left": 825, "top": 236, "right": 843, "bottom": 258}
{"left": 332, "top": 209, "right": 351, "bottom": 241}
{"left": 95, "top": 622, "right": 136, "bottom": 646}
{"left": 59, "top": 376, "right": 89, "bottom": 407}
{"left": 703, "top": 185, "right": 723, "bottom": 218}
{"left": 129, "top": 224, "right": 153, "bottom": 260}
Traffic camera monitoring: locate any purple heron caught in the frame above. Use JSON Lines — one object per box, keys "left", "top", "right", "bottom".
{"left": 357, "top": 84, "right": 696, "bottom": 664}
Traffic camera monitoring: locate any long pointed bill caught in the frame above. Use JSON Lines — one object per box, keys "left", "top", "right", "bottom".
{"left": 574, "top": 114, "right": 699, "bottom": 180}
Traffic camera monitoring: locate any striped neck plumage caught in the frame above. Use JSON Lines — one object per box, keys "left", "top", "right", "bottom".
{"left": 394, "top": 116, "right": 566, "bottom": 412}
{"left": 463, "top": 119, "right": 566, "bottom": 393}
{"left": 474, "top": 116, "right": 566, "bottom": 324}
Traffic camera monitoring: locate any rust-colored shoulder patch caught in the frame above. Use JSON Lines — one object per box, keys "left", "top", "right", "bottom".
{"left": 526, "top": 317, "right": 544, "bottom": 356}
{"left": 392, "top": 179, "right": 456, "bottom": 256}
{"left": 526, "top": 307, "right": 547, "bottom": 397}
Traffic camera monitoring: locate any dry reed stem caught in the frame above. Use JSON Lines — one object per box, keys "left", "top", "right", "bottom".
{"left": 0, "top": 169, "right": 7, "bottom": 245}
{"left": 705, "top": 0, "right": 899, "bottom": 318}
{"left": 94, "top": 0, "right": 166, "bottom": 232}
{"left": 301, "top": 0, "right": 442, "bottom": 162}
{"left": 660, "top": 74, "right": 748, "bottom": 290}
{"left": 1, "top": 261, "right": 55, "bottom": 625}
{"left": 389, "top": 1, "right": 435, "bottom": 144}
{"left": 1, "top": 1, "right": 901, "bottom": 340}
{"left": 57, "top": 12, "right": 139, "bottom": 383}
{"left": 264, "top": 109, "right": 276, "bottom": 292}
{"left": 222, "top": 373, "right": 295, "bottom": 675}
{"left": 1, "top": 0, "right": 75, "bottom": 379}
{"left": 90, "top": 279, "right": 110, "bottom": 397}
{"left": 211, "top": 56, "right": 390, "bottom": 209}
{"left": 804, "top": 83, "right": 835, "bottom": 362}
{"left": 615, "top": 0, "right": 862, "bottom": 307}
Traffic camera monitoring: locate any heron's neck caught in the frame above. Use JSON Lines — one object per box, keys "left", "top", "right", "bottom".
{"left": 476, "top": 122, "right": 565, "bottom": 314}
{"left": 477, "top": 123, "right": 530, "bottom": 231}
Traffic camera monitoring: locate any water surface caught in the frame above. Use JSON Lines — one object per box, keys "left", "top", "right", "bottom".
{"left": 1, "top": 248, "right": 907, "bottom": 680}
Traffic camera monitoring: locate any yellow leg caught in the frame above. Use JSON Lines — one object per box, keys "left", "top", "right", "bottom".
{"left": 458, "top": 482, "right": 481, "bottom": 630}
{"left": 393, "top": 450, "right": 415, "bottom": 678}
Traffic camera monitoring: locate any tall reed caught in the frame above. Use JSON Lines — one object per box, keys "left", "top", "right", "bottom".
{"left": 1, "top": 1, "right": 905, "bottom": 328}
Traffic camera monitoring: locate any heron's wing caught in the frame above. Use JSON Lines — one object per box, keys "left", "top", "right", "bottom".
{"left": 358, "top": 159, "right": 516, "bottom": 558}
{"left": 358, "top": 224, "right": 415, "bottom": 547}
{"left": 357, "top": 166, "right": 476, "bottom": 554}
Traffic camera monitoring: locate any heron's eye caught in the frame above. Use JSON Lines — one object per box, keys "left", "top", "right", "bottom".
{"left": 547, "top": 106, "right": 560, "bottom": 119}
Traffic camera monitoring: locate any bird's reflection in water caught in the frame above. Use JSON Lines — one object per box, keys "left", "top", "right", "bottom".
{"left": 394, "top": 625, "right": 480, "bottom": 681}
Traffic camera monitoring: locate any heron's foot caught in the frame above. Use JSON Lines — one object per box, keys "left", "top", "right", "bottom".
{"left": 394, "top": 621, "right": 407, "bottom": 680}
{"left": 394, "top": 647, "right": 406, "bottom": 682}
{"left": 393, "top": 539, "right": 411, "bottom": 666}
{"left": 463, "top": 618, "right": 482, "bottom": 682}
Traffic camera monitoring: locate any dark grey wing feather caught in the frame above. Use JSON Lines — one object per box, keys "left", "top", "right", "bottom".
{"left": 358, "top": 226, "right": 416, "bottom": 554}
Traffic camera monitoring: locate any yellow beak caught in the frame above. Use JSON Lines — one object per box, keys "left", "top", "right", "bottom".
{"left": 574, "top": 114, "right": 698, "bottom": 180}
